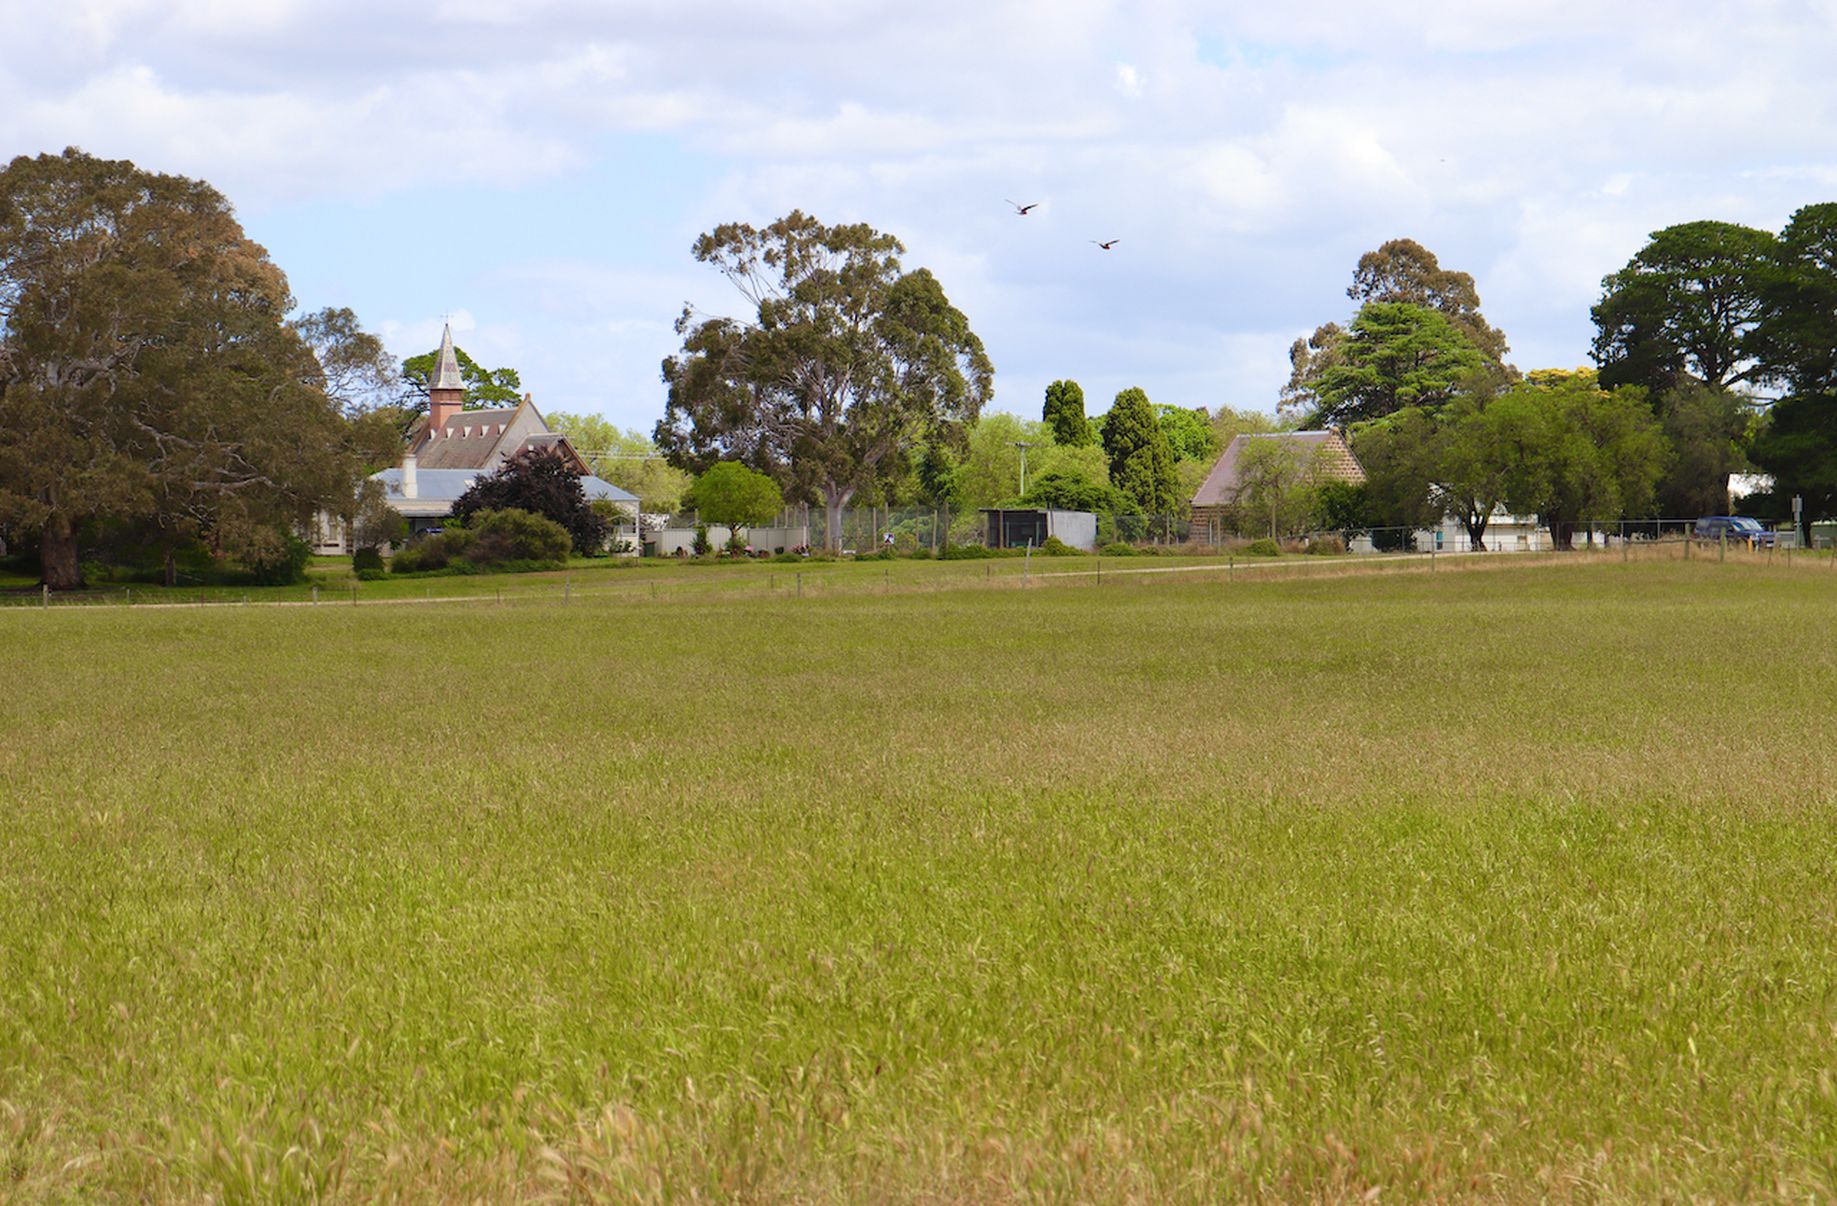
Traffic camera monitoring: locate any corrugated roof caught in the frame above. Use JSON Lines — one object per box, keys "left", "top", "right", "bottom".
{"left": 372, "top": 468, "right": 637, "bottom": 507}
{"left": 1190, "top": 431, "right": 1365, "bottom": 507}
{"left": 581, "top": 476, "right": 639, "bottom": 503}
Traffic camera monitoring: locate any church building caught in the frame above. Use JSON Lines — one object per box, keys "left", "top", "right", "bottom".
{"left": 311, "top": 323, "right": 640, "bottom": 553}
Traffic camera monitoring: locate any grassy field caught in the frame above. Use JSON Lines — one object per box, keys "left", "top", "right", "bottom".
{"left": 3, "top": 556, "right": 1837, "bottom": 1201}
{"left": 0, "top": 549, "right": 1283, "bottom": 610}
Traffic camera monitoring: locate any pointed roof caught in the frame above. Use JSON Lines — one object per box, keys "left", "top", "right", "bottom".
{"left": 429, "top": 322, "right": 464, "bottom": 392}
{"left": 1191, "top": 431, "right": 1365, "bottom": 507}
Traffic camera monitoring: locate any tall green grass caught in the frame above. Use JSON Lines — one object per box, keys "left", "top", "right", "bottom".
{"left": 2, "top": 559, "right": 1836, "bottom": 1200}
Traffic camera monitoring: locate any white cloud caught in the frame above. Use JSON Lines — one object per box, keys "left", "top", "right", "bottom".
{"left": 5, "top": 0, "right": 1836, "bottom": 422}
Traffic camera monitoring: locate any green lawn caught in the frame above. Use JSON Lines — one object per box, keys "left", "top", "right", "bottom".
{"left": 3, "top": 558, "right": 1836, "bottom": 1200}
{"left": 3, "top": 548, "right": 1352, "bottom": 613}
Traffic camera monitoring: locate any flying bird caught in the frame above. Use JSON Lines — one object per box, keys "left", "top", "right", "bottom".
{"left": 1091, "top": 239, "right": 1120, "bottom": 250}
{"left": 1006, "top": 200, "right": 1039, "bottom": 216}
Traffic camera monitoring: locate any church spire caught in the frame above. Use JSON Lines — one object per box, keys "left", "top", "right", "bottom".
{"left": 429, "top": 322, "right": 463, "bottom": 392}
{"left": 426, "top": 320, "right": 466, "bottom": 434}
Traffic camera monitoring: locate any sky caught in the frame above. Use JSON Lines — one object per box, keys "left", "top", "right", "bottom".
{"left": 6, "top": 0, "right": 1837, "bottom": 433}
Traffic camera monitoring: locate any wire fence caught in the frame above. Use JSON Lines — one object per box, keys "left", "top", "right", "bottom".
{"left": 648, "top": 508, "right": 1828, "bottom": 556}
{"left": 5, "top": 523, "right": 1834, "bottom": 612}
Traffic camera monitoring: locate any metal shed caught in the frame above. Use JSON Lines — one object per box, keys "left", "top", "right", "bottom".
{"left": 979, "top": 508, "right": 1097, "bottom": 551}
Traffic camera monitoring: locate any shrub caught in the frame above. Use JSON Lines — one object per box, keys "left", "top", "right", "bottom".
{"left": 463, "top": 508, "right": 571, "bottom": 566}
{"left": 355, "top": 567, "right": 388, "bottom": 581}
{"left": 1245, "top": 538, "right": 1280, "bottom": 557}
{"left": 688, "top": 462, "right": 783, "bottom": 531}
{"left": 390, "top": 510, "right": 567, "bottom": 574}
{"left": 352, "top": 547, "right": 385, "bottom": 573}
{"left": 939, "top": 542, "right": 996, "bottom": 560}
{"left": 451, "top": 448, "right": 607, "bottom": 555}
{"left": 725, "top": 530, "right": 749, "bottom": 555}
{"left": 1306, "top": 534, "right": 1347, "bottom": 556}
{"left": 390, "top": 536, "right": 450, "bottom": 573}
{"left": 771, "top": 551, "right": 803, "bottom": 564}
{"left": 1040, "top": 536, "right": 1076, "bottom": 556}
{"left": 241, "top": 529, "right": 313, "bottom": 585}
{"left": 1099, "top": 541, "right": 1139, "bottom": 557}
{"left": 692, "top": 524, "right": 712, "bottom": 556}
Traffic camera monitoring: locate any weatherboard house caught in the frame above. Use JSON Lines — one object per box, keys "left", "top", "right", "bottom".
{"left": 310, "top": 323, "right": 639, "bottom": 553}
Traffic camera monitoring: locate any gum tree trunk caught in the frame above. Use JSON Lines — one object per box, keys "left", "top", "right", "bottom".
{"left": 1461, "top": 510, "right": 1489, "bottom": 551}
{"left": 822, "top": 484, "right": 856, "bottom": 552}
{"left": 40, "top": 512, "right": 82, "bottom": 591}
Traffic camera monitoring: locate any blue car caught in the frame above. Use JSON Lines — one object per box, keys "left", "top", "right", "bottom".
{"left": 1694, "top": 516, "right": 1775, "bottom": 547}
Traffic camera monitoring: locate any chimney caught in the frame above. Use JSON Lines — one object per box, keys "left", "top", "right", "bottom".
{"left": 427, "top": 321, "right": 464, "bottom": 434}
{"left": 402, "top": 450, "right": 418, "bottom": 500}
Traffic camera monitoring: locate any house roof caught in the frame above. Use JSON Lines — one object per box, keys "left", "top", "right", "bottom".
{"left": 408, "top": 404, "right": 523, "bottom": 469}
{"left": 403, "top": 392, "right": 593, "bottom": 474}
{"left": 518, "top": 431, "right": 590, "bottom": 472}
{"left": 373, "top": 467, "right": 638, "bottom": 510}
{"left": 1191, "top": 430, "right": 1365, "bottom": 507}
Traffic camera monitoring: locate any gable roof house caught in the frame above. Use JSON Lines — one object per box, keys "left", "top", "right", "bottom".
{"left": 402, "top": 322, "right": 590, "bottom": 476}
{"left": 1189, "top": 430, "right": 1365, "bottom": 544}
{"left": 309, "top": 322, "right": 640, "bottom": 554}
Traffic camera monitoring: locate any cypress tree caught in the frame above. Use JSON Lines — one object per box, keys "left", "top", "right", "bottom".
{"left": 1102, "top": 387, "right": 1181, "bottom": 519}
{"left": 1042, "top": 379, "right": 1095, "bottom": 447}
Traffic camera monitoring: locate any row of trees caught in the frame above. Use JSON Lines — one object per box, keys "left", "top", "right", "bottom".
{"left": 9, "top": 147, "right": 1831, "bottom": 577}
{"left": 0, "top": 149, "right": 581, "bottom": 587}
{"left": 0, "top": 150, "right": 410, "bottom": 589}
{"left": 1258, "top": 227, "right": 1837, "bottom": 549}
{"left": 646, "top": 212, "right": 1265, "bottom": 545}
{"left": 643, "top": 215, "right": 1722, "bottom": 552}
{"left": 1590, "top": 208, "right": 1837, "bottom": 528}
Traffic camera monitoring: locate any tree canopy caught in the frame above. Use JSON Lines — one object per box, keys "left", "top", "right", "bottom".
{"left": 450, "top": 447, "right": 607, "bottom": 555}
{"left": 1286, "top": 239, "right": 1510, "bottom": 419}
{"left": 1017, "top": 469, "right": 1133, "bottom": 514}
{"left": 401, "top": 343, "right": 523, "bottom": 408}
{"left": 687, "top": 461, "right": 783, "bottom": 529}
{"left": 1156, "top": 404, "right": 1219, "bottom": 463}
{"left": 656, "top": 210, "right": 991, "bottom": 549}
{"left": 950, "top": 412, "right": 1107, "bottom": 509}
{"left": 1748, "top": 205, "right": 1837, "bottom": 529}
{"left": 1492, "top": 370, "right": 1668, "bottom": 549}
{"left": 0, "top": 148, "right": 369, "bottom": 589}
{"left": 547, "top": 412, "right": 692, "bottom": 513}
{"left": 294, "top": 306, "right": 400, "bottom": 417}
{"left": 1591, "top": 220, "right": 1777, "bottom": 395}
{"left": 1348, "top": 237, "right": 1510, "bottom": 364}
{"left": 1231, "top": 438, "right": 1325, "bottom": 540}
{"left": 1101, "top": 387, "right": 1181, "bottom": 519}
{"left": 1042, "top": 379, "right": 1095, "bottom": 447}
{"left": 1755, "top": 204, "right": 1837, "bottom": 398}
{"left": 1310, "top": 302, "right": 1487, "bottom": 426}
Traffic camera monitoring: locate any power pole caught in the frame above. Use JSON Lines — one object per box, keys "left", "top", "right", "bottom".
{"left": 1013, "top": 442, "right": 1038, "bottom": 499}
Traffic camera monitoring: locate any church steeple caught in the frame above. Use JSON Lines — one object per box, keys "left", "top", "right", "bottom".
{"left": 427, "top": 321, "right": 464, "bottom": 432}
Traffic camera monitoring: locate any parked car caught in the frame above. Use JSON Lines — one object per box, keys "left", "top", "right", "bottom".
{"left": 1693, "top": 516, "right": 1775, "bottom": 547}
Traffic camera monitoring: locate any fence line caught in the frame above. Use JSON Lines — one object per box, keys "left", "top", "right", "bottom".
{"left": 647, "top": 508, "right": 1828, "bottom": 556}
{"left": 6, "top": 533, "right": 1830, "bottom": 615}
